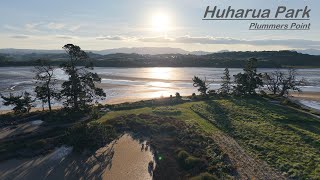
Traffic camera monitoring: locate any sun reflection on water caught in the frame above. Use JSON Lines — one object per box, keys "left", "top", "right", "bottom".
{"left": 148, "top": 67, "right": 173, "bottom": 80}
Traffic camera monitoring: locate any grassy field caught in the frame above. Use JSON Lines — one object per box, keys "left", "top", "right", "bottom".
{"left": 97, "top": 97, "right": 320, "bottom": 179}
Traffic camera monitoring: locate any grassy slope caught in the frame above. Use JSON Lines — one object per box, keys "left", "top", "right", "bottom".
{"left": 97, "top": 98, "right": 320, "bottom": 179}
{"left": 97, "top": 103, "right": 219, "bottom": 134}
{"left": 210, "top": 98, "right": 320, "bottom": 179}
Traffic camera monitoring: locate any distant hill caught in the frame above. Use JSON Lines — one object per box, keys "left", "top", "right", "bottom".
{"left": 92, "top": 47, "right": 190, "bottom": 55}
{"left": 296, "top": 49, "right": 320, "bottom": 56}
{"left": 0, "top": 48, "right": 64, "bottom": 55}
{"left": 0, "top": 47, "right": 191, "bottom": 55}
{"left": 1, "top": 47, "right": 320, "bottom": 56}
{"left": 1, "top": 50, "right": 319, "bottom": 68}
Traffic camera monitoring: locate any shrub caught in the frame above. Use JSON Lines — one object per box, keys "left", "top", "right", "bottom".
{"left": 177, "top": 150, "right": 190, "bottom": 161}
{"left": 184, "top": 156, "right": 205, "bottom": 170}
{"left": 192, "top": 93, "right": 197, "bottom": 99}
{"left": 190, "top": 172, "right": 218, "bottom": 180}
{"left": 177, "top": 149, "right": 206, "bottom": 170}
{"left": 64, "top": 122, "right": 117, "bottom": 152}
{"left": 175, "top": 92, "right": 182, "bottom": 99}
{"left": 90, "top": 107, "right": 100, "bottom": 119}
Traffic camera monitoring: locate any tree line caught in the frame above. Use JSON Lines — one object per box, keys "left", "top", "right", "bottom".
{"left": 0, "top": 44, "right": 106, "bottom": 114}
{"left": 192, "top": 58, "right": 305, "bottom": 97}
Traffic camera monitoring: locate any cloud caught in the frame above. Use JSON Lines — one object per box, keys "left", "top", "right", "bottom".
{"left": 25, "top": 23, "right": 41, "bottom": 32}
{"left": 4, "top": 25, "right": 20, "bottom": 31}
{"left": 96, "top": 35, "right": 128, "bottom": 40}
{"left": 139, "top": 36, "right": 175, "bottom": 42}
{"left": 69, "top": 25, "right": 81, "bottom": 32}
{"left": 10, "top": 35, "right": 30, "bottom": 39}
{"left": 56, "top": 35, "right": 74, "bottom": 39}
{"left": 47, "top": 22, "right": 65, "bottom": 30}
{"left": 96, "top": 35, "right": 320, "bottom": 49}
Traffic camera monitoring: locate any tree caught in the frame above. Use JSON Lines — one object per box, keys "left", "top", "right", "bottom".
{"left": 60, "top": 44, "right": 106, "bottom": 110}
{"left": 1, "top": 92, "right": 34, "bottom": 114}
{"left": 34, "top": 60, "right": 57, "bottom": 112}
{"left": 192, "top": 76, "right": 209, "bottom": 97}
{"left": 233, "top": 58, "right": 263, "bottom": 95}
{"left": 175, "top": 92, "right": 182, "bottom": 99}
{"left": 219, "top": 68, "right": 232, "bottom": 95}
{"left": 264, "top": 69, "right": 305, "bottom": 97}
{"left": 263, "top": 70, "right": 282, "bottom": 95}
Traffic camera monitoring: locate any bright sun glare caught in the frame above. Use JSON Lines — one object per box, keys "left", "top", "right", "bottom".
{"left": 149, "top": 67, "right": 172, "bottom": 80}
{"left": 151, "top": 13, "right": 170, "bottom": 32}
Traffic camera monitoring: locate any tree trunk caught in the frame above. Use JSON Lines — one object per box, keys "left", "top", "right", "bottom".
{"left": 47, "top": 84, "right": 52, "bottom": 112}
{"left": 74, "top": 94, "right": 78, "bottom": 109}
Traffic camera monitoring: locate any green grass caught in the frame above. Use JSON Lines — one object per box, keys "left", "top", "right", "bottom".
{"left": 97, "top": 102, "right": 219, "bottom": 134}
{"left": 96, "top": 97, "right": 320, "bottom": 179}
{"left": 192, "top": 97, "right": 320, "bottom": 179}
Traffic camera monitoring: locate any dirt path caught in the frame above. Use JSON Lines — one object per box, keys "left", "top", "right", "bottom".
{"left": 213, "top": 132, "right": 286, "bottom": 180}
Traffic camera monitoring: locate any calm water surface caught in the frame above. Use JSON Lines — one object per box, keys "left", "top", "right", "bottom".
{"left": 0, "top": 67, "right": 320, "bottom": 110}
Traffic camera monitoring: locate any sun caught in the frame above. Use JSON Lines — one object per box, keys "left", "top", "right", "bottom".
{"left": 151, "top": 13, "right": 170, "bottom": 32}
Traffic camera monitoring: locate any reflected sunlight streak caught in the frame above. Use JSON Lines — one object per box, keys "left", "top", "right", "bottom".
{"left": 148, "top": 67, "right": 173, "bottom": 80}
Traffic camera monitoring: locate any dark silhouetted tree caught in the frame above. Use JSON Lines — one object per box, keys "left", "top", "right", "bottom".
{"left": 264, "top": 69, "right": 305, "bottom": 97}
{"left": 192, "top": 76, "right": 209, "bottom": 97}
{"left": 233, "top": 58, "right": 263, "bottom": 95}
{"left": 60, "top": 44, "right": 106, "bottom": 110}
{"left": 1, "top": 92, "right": 34, "bottom": 114}
{"left": 263, "top": 70, "right": 282, "bottom": 95}
{"left": 175, "top": 92, "right": 182, "bottom": 99}
{"left": 219, "top": 68, "right": 232, "bottom": 95}
{"left": 34, "top": 60, "right": 57, "bottom": 112}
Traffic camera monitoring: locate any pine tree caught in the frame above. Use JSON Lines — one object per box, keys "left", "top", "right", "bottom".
{"left": 1, "top": 92, "right": 34, "bottom": 114}
{"left": 60, "top": 44, "right": 106, "bottom": 110}
{"left": 192, "top": 76, "right": 209, "bottom": 97}
{"left": 219, "top": 68, "right": 231, "bottom": 95}
{"left": 233, "top": 58, "right": 263, "bottom": 95}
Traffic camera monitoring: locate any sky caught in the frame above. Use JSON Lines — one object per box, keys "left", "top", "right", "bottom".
{"left": 0, "top": 0, "right": 319, "bottom": 52}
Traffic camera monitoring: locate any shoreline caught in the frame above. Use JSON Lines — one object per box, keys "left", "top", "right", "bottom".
{"left": 0, "top": 96, "right": 151, "bottom": 115}
{"left": 1, "top": 91, "right": 320, "bottom": 115}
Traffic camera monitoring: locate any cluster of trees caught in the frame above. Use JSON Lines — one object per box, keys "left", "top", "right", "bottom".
{"left": 192, "top": 58, "right": 305, "bottom": 97}
{"left": 0, "top": 44, "right": 106, "bottom": 114}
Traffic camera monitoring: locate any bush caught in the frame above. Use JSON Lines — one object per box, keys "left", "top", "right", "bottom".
{"left": 90, "top": 107, "right": 100, "bottom": 119}
{"left": 177, "top": 149, "right": 206, "bottom": 170}
{"left": 184, "top": 156, "right": 205, "bottom": 170}
{"left": 190, "top": 172, "right": 218, "bottom": 180}
{"left": 175, "top": 92, "right": 182, "bottom": 99}
{"left": 43, "top": 109, "right": 85, "bottom": 122}
{"left": 208, "top": 90, "right": 217, "bottom": 96}
{"left": 64, "top": 122, "right": 117, "bottom": 152}
{"left": 177, "top": 150, "right": 190, "bottom": 161}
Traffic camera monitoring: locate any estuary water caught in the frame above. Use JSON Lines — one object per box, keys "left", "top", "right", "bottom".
{"left": 0, "top": 67, "right": 320, "bottom": 110}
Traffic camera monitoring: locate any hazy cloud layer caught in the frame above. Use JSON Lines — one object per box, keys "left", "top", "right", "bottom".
{"left": 47, "top": 23, "right": 65, "bottom": 30}
{"left": 56, "top": 35, "right": 74, "bottom": 39}
{"left": 97, "top": 35, "right": 320, "bottom": 49}
{"left": 10, "top": 35, "right": 30, "bottom": 39}
{"left": 96, "top": 35, "right": 128, "bottom": 41}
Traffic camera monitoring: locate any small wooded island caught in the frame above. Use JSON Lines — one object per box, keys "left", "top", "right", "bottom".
{"left": 0, "top": 44, "right": 319, "bottom": 180}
